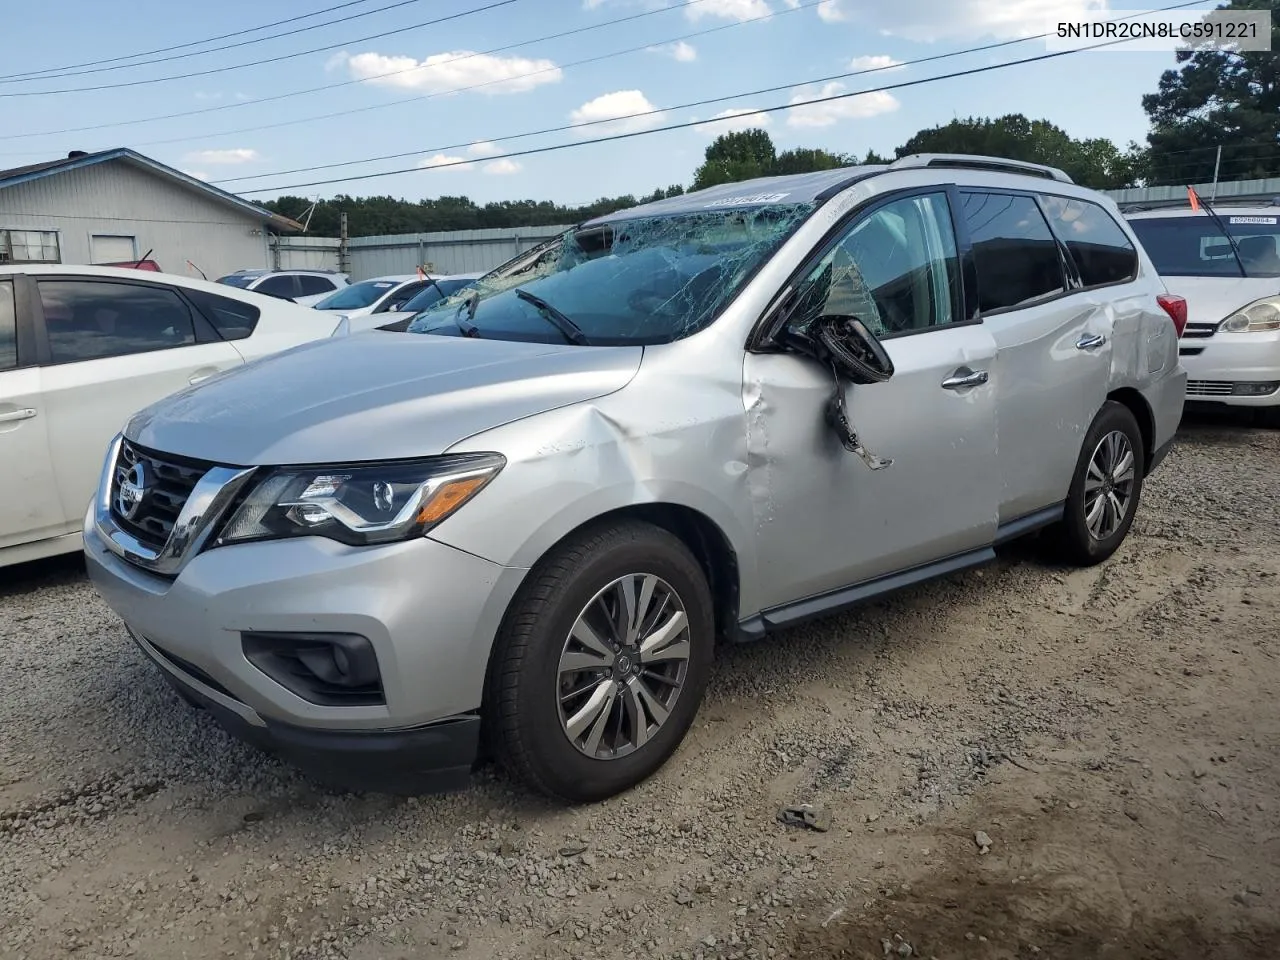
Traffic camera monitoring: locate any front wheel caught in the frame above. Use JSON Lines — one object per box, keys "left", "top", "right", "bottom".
{"left": 1050, "top": 401, "right": 1146, "bottom": 566}
{"left": 487, "top": 520, "right": 714, "bottom": 802}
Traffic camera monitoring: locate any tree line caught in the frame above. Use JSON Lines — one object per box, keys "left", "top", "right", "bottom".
{"left": 263, "top": 0, "right": 1278, "bottom": 237}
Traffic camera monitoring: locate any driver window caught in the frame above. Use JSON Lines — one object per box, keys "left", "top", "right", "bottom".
{"left": 789, "top": 192, "right": 960, "bottom": 338}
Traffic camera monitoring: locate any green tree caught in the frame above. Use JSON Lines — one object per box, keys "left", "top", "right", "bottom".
{"left": 1141, "top": 0, "right": 1280, "bottom": 185}
{"left": 772, "top": 147, "right": 854, "bottom": 175}
{"left": 692, "top": 129, "right": 778, "bottom": 190}
{"left": 893, "top": 114, "right": 1140, "bottom": 188}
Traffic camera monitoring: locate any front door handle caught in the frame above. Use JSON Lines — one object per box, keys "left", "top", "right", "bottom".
{"left": 0, "top": 407, "right": 37, "bottom": 423}
{"left": 941, "top": 369, "right": 988, "bottom": 390}
{"left": 1077, "top": 333, "right": 1107, "bottom": 350}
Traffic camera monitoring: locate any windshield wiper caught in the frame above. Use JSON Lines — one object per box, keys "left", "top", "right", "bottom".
{"left": 515, "top": 288, "right": 591, "bottom": 345}
{"left": 453, "top": 292, "right": 480, "bottom": 337}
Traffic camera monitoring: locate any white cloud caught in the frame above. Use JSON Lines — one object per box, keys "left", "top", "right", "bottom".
{"left": 695, "top": 108, "right": 772, "bottom": 135}
{"left": 344, "top": 50, "right": 561, "bottom": 94}
{"left": 685, "top": 0, "right": 771, "bottom": 21}
{"left": 569, "top": 90, "right": 664, "bottom": 136}
{"left": 849, "top": 54, "right": 905, "bottom": 72}
{"left": 182, "top": 170, "right": 209, "bottom": 181}
{"left": 417, "top": 153, "right": 473, "bottom": 170}
{"left": 817, "top": 0, "right": 846, "bottom": 22}
{"left": 325, "top": 51, "right": 350, "bottom": 72}
{"left": 194, "top": 92, "right": 221, "bottom": 101}
{"left": 786, "top": 83, "right": 899, "bottom": 127}
{"left": 647, "top": 40, "right": 697, "bottom": 61}
{"left": 483, "top": 158, "right": 522, "bottom": 175}
{"left": 184, "top": 148, "right": 259, "bottom": 165}
{"left": 466, "top": 141, "right": 502, "bottom": 157}
{"left": 862, "top": 0, "right": 1108, "bottom": 41}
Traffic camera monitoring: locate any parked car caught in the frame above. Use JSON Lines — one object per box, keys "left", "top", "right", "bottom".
{"left": 1124, "top": 202, "right": 1280, "bottom": 426}
{"left": 216, "top": 269, "right": 350, "bottom": 307}
{"left": 0, "top": 264, "right": 341, "bottom": 567}
{"left": 336, "top": 272, "right": 484, "bottom": 334}
{"left": 83, "top": 155, "right": 1187, "bottom": 802}
{"left": 311, "top": 275, "right": 430, "bottom": 318}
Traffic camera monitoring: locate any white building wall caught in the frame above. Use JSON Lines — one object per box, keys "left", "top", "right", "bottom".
{"left": 0, "top": 159, "right": 273, "bottom": 279}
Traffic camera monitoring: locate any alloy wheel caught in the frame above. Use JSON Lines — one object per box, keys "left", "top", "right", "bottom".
{"left": 1084, "top": 429, "right": 1136, "bottom": 541}
{"left": 556, "top": 574, "right": 691, "bottom": 760}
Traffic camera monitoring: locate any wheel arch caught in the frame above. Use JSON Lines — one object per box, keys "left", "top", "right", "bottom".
{"left": 1106, "top": 386, "right": 1155, "bottom": 468}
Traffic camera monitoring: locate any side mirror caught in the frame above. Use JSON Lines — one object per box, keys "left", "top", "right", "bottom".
{"left": 814, "top": 314, "right": 893, "bottom": 384}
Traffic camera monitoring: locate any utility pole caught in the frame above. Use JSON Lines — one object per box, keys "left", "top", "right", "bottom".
{"left": 1210, "top": 145, "right": 1223, "bottom": 202}
{"left": 338, "top": 211, "right": 349, "bottom": 276}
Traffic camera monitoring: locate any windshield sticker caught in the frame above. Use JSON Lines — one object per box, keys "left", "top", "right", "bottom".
{"left": 1228, "top": 216, "right": 1278, "bottom": 225}
{"left": 704, "top": 192, "right": 791, "bottom": 207}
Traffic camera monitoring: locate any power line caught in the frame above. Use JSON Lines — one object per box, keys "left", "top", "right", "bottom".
{"left": 216, "top": 0, "right": 1208, "bottom": 188}
{"left": 0, "top": 0, "right": 521, "bottom": 98}
{"left": 0, "top": 0, "right": 431, "bottom": 85}
{"left": 1, "top": 0, "right": 720, "bottom": 142}
{"left": 237, "top": 26, "right": 1208, "bottom": 195}
{"left": 134, "top": 2, "right": 814, "bottom": 152}
{"left": 0, "top": 0, "right": 387, "bottom": 81}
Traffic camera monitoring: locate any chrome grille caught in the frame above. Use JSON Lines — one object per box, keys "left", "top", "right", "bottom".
{"left": 1185, "top": 380, "right": 1234, "bottom": 397}
{"left": 1181, "top": 323, "right": 1217, "bottom": 340}
{"left": 110, "top": 440, "right": 212, "bottom": 550}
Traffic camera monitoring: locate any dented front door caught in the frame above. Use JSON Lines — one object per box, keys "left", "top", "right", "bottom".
{"left": 743, "top": 327, "right": 1000, "bottom": 610}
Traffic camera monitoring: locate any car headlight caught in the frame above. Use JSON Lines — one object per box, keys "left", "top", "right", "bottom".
{"left": 1220, "top": 297, "right": 1280, "bottom": 333}
{"left": 215, "top": 453, "right": 504, "bottom": 547}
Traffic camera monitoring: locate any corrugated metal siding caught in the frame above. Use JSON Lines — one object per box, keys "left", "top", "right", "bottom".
{"left": 272, "top": 236, "right": 340, "bottom": 271}
{"left": 0, "top": 159, "right": 270, "bottom": 278}
{"left": 1104, "top": 176, "right": 1280, "bottom": 208}
{"left": 350, "top": 225, "right": 570, "bottom": 280}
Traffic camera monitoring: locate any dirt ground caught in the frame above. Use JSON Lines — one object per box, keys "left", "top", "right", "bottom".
{"left": 2, "top": 411, "right": 1278, "bottom": 960}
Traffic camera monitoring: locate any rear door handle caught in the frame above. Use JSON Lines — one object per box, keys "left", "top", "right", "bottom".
{"left": 0, "top": 407, "right": 37, "bottom": 423}
{"left": 1077, "top": 334, "right": 1107, "bottom": 350}
{"left": 941, "top": 369, "right": 988, "bottom": 390}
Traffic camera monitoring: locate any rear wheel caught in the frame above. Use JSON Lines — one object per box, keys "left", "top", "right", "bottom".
{"left": 487, "top": 520, "right": 714, "bottom": 802}
{"left": 1051, "top": 401, "right": 1145, "bottom": 566}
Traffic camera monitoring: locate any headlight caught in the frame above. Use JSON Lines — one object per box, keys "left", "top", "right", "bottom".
{"left": 1220, "top": 297, "right": 1280, "bottom": 333}
{"left": 215, "top": 453, "right": 504, "bottom": 547}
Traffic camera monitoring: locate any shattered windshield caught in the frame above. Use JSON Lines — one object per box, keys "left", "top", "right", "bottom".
{"left": 404, "top": 203, "right": 816, "bottom": 345}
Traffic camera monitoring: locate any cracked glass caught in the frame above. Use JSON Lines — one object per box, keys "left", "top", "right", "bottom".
{"left": 405, "top": 203, "right": 816, "bottom": 345}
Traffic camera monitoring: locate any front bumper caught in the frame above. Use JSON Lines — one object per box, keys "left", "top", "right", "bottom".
{"left": 1179, "top": 330, "right": 1280, "bottom": 407}
{"left": 84, "top": 513, "right": 527, "bottom": 792}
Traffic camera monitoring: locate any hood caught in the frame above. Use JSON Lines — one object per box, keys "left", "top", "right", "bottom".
{"left": 1157, "top": 275, "right": 1280, "bottom": 326}
{"left": 125, "top": 333, "right": 643, "bottom": 465}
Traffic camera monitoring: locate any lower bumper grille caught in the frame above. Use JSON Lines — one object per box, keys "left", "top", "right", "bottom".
{"left": 1186, "top": 380, "right": 1234, "bottom": 397}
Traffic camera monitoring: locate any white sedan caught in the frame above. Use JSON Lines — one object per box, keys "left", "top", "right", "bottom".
{"left": 0, "top": 264, "right": 339, "bottom": 567}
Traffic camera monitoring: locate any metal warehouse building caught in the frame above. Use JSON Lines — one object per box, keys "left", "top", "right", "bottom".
{"left": 0, "top": 148, "right": 301, "bottom": 279}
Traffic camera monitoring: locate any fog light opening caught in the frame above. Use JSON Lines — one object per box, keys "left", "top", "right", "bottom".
{"left": 1232, "top": 381, "right": 1280, "bottom": 397}
{"left": 243, "top": 632, "right": 385, "bottom": 706}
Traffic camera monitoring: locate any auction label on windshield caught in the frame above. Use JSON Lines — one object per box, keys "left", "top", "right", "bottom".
{"left": 1228, "top": 216, "right": 1278, "bottom": 225}
{"left": 1046, "top": 10, "right": 1272, "bottom": 52}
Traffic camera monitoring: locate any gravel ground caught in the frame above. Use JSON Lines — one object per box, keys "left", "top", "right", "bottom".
{"left": 2, "top": 411, "right": 1278, "bottom": 960}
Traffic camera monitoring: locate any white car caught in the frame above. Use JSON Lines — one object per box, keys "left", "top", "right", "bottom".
{"left": 215, "top": 269, "right": 350, "bottom": 307}
{"left": 1125, "top": 203, "right": 1280, "bottom": 425}
{"left": 0, "top": 265, "right": 339, "bottom": 567}
{"left": 334, "top": 272, "right": 483, "bottom": 334}
{"left": 309, "top": 274, "right": 422, "bottom": 318}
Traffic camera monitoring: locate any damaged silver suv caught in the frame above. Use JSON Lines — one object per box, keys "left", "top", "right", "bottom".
{"left": 84, "top": 155, "right": 1187, "bottom": 802}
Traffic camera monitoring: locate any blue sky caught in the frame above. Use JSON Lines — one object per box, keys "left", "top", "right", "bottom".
{"left": 0, "top": 0, "right": 1221, "bottom": 206}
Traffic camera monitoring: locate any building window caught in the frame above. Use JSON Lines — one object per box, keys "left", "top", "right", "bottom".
{"left": 0, "top": 229, "right": 61, "bottom": 264}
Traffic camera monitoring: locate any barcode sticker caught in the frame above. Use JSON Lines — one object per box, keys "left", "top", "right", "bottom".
{"left": 1228, "top": 216, "right": 1278, "bottom": 225}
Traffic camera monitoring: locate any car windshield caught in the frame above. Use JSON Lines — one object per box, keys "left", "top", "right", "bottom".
{"left": 1128, "top": 213, "right": 1280, "bottom": 278}
{"left": 397, "top": 277, "right": 478, "bottom": 313}
{"left": 405, "top": 203, "right": 816, "bottom": 345}
{"left": 314, "top": 279, "right": 402, "bottom": 310}
{"left": 217, "top": 274, "right": 256, "bottom": 288}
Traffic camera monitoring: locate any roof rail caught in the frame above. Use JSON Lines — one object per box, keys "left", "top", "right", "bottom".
{"left": 888, "top": 153, "right": 1074, "bottom": 184}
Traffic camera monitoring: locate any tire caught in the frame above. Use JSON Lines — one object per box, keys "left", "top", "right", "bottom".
{"left": 487, "top": 520, "right": 714, "bottom": 802}
{"left": 1051, "top": 401, "right": 1146, "bottom": 567}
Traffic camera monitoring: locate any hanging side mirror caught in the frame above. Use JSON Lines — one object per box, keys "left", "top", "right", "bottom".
{"left": 814, "top": 314, "right": 894, "bottom": 384}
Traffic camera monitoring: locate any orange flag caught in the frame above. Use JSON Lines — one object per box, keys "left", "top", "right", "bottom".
{"left": 1187, "top": 186, "right": 1201, "bottom": 212}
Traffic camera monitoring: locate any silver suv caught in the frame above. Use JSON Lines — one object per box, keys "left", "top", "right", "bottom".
{"left": 84, "top": 155, "right": 1188, "bottom": 802}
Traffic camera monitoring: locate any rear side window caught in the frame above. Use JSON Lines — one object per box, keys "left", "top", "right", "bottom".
{"left": 38, "top": 279, "right": 196, "bottom": 364}
{"left": 961, "top": 191, "right": 1066, "bottom": 313}
{"left": 1040, "top": 195, "right": 1138, "bottom": 288}
{"left": 297, "top": 275, "right": 337, "bottom": 296}
{"left": 185, "top": 288, "right": 261, "bottom": 340}
{"left": 0, "top": 280, "right": 16, "bottom": 370}
{"left": 254, "top": 275, "right": 296, "bottom": 298}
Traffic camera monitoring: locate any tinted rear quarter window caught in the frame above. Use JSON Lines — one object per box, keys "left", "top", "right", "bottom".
{"left": 254, "top": 275, "right": 297, "bottom": 298}
{"left": 962, "top": 192, "right": 1066, "bottom": 313}
{"left": 297, "top": 274, "right": 337, "bottom": 296}
{"left": 185, "top": 288, "right": 261, "bottom": 340}
{"left": 38, "top": 279, "right": 196, "bottom": 363}
{"left": 0, "top": 280, "right": 16, "bottom": 369}
{"left": 1040, "top": 195, "right": 1138, "bottom": 287}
